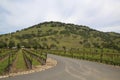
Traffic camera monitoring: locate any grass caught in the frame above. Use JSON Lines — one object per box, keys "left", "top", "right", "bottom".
{"left": 0, "top": 49, "right": 17, "bottom": 75}
{"left": 0, "top": 57, "right": 9, "bottom": 75}
{"left": 32, "top": 58, "right": 41, "bottom": 66}
{"left": 23, "top": 49, "right": 47, "bottom": 65}
{"left": 24, "top": 51, "right": 40, "bottom": 66}
{"left": 15, "top": 49, "right": 27, "bottom": 71}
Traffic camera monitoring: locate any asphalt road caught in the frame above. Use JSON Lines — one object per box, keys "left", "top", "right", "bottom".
{"left": 1, "top": 54, "right": 120, "bottom": 80}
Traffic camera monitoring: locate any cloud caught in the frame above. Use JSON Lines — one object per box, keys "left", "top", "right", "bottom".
{"left": 0, "top": 0, "right": 120, "bottom": 34}
{"left": 98, "top": 25, "right": 120, "bottom": 33}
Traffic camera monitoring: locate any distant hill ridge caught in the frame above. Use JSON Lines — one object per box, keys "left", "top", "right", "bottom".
{"left": 0, "top": 21, "right": 120, "bottom": 51}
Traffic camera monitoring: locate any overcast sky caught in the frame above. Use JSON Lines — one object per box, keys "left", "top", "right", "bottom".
{"left": 0, "top": 0, "right": 120, "bottom": 34}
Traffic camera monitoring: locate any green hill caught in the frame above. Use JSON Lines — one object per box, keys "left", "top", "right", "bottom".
{"left": 0, "top": 21, "right": 120, "bottom": 52}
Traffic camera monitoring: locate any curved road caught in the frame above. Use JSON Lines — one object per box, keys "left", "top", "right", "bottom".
{"left": 1, "top": 54, "right": 120, "bottom": 80}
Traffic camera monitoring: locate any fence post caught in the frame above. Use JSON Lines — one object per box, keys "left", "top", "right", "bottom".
{"left": 83, "top": 49, "right": 85, "bottom": 59}
{"left": 100, "top": 48, "right": 103, "bottom": 63}
{"left": 30, "top": 54, "right": 32, "bottom": 69}
{"left": 8, "top": 52, "right": 10, "bottom": 75}
{"left": 45, "top": 53, "right": 47, "bottom": 63}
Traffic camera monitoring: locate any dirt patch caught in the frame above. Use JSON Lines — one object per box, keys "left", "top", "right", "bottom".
{"left": 0, "top": 58, "right": 57, "bottom": 79}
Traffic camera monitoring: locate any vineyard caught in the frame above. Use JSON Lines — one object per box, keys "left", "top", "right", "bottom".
{"left": 0, "top": 49, "right": 47, "bottom": 75}
{"left": 0, "top": 48, "right": 120, "bottom": 76}
{"left": 48, "top": 48, "right": 120, "bottom": 66}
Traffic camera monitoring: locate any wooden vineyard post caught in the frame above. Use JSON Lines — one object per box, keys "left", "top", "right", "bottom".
{"left": 83, "top": 49, "right": 85, "bottom": 59}
{"left": 100, "top": 48, "right": 103, "bottom": 63}
{"left": 63, "top": 46, "right": 66, "bottom": 56}
{"left": 8, "top": 52, "right": 11, "bottom": 75}
{"left": 45, "top": 53, "right": 47, "bottom": 63}
{"left": 43, "top": 53, "right": 47, "bottom": 65}
{"left": 30, "top": 54, "right": 33, "bottom": 69}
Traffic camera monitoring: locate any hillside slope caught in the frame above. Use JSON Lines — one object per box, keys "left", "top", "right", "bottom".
{"left": 0, "top": 21, "right": 120, "bottom": 51}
